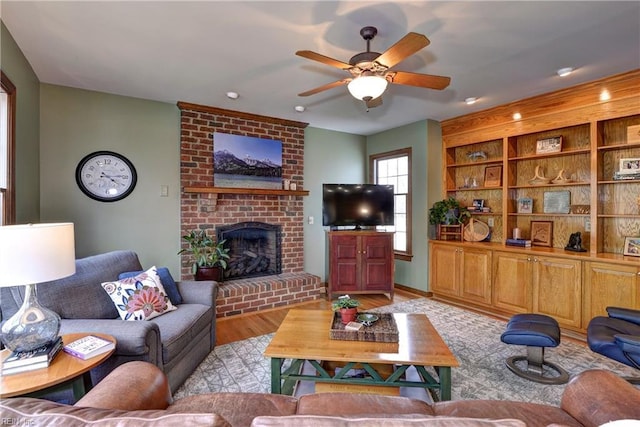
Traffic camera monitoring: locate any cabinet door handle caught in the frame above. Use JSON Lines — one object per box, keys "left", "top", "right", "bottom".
{"left": 527, "top": 257, "right": 531, "bottom": 261}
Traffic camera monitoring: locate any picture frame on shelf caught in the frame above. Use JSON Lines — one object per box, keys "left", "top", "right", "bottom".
{"left": 530, "top": 220, "right": 553, "bottom": 247}
{"left": 623, "top": 236, "right": 640, "bottom": 257}
{"left": 627, "top": 125, "right": 640, "bottom": 144}
{"left": 543, "top": 190, "right": 571, "bottom": 214}
{"left": 473, "top": 199, "right": 485, "bottom": 211}
{"left": 536, "top": 136, "right": 563, "bottom": 154}
{"left": 517, "top": 197, "right": 533, "bottom": 214}
{"left": 618, "top": 158, "right": 640, "bottom": 174}
{"left": 484, "top": 165, "right": 502, "bottom": 188}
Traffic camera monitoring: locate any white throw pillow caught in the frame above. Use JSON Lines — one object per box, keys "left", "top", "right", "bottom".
{"left": 102, "top": 266, "right": 177, "bottom": 321}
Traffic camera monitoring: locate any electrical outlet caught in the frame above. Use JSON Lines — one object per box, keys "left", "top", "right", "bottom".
{"left": 584, "top": 218, "right": 591, "bottom": 232}
{"left": 487, "top": 217, "right": 495, "bottom": 227}
{"left": 160, "top": 185, "right": 169, "bottom": 197}
{"left": 308, "top": 216, "right": 314, "bottom": 225}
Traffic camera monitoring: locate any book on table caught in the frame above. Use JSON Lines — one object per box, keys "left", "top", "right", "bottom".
{"left": 63, "top": 335, "right": 114, "bottom": 360}
{"left": 1, "top": 337, "right": 63, "bottom": 375}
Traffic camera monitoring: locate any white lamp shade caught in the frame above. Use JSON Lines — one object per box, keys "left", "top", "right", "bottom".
{"left": 0, "top": 223, "right": 76, "bottom": 287}
{"left": 347, "top": 75, "right": 388, "bottom": 101}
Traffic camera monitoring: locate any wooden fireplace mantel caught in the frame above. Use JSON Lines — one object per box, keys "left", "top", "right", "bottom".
{"left": 182, "top": 186, "right": 309, "bottom": 197}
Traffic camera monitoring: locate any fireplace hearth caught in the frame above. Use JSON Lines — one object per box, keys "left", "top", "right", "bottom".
{"left": 216, "top": 222, "right": 282, "bottom": 280}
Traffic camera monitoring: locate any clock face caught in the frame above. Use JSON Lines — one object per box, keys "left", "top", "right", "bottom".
{"left": 75, "top": 151, "right": 137, "bottom": 202}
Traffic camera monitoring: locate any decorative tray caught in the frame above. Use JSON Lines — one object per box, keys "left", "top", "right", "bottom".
{"left": 329, "top": 312, "right": 399, "bottom": 342}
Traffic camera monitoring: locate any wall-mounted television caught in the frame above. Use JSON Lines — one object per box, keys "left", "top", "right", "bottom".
{"left": 322, "top": 184, "right": 394, "bottom": 229}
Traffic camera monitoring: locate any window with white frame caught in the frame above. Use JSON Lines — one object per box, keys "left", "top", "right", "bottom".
{"left": 1, "top": 71, "right": 16, "bottom": 225}
{"left": 370, "top": 148, "right": 412, "bottom": 259}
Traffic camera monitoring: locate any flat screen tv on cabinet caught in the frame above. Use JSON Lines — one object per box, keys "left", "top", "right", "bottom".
{"left": 322, "top": 184, "right": 394, "bottom": 229}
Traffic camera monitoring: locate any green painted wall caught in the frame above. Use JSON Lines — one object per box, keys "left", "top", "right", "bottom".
{"left": 39, "top": 85, "right": 181, "bottom": 272}
{"left": 303, "top": 127, "right": 366, "bottom": 280}
{"left": 1, "top": 22, "right": 40, "bottom": 222}
{"left": 366, "top": 119, "right": 442, "bottom": 292}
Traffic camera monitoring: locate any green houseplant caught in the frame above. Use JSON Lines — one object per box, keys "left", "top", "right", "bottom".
{"left": 429, "top": 197, "right": 471, "bottom": 225}
{"left": 331, "top": 295, "right": 360, "bottom": 324}
{"left": 178, "top": 229, "right": 231, "bottom": 281}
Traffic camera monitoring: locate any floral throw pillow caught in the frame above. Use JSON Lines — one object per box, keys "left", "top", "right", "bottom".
{"left": 101, "top": 266, "right": 177, "bottom": 321}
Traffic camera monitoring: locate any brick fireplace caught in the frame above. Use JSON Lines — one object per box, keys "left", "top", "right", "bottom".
{"left": 177, "top": 102, "right": 323, "bottom": 317}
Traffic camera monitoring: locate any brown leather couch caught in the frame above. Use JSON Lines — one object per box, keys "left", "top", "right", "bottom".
{"left": 1, "top": 361, "right": 638, "bottom": 426}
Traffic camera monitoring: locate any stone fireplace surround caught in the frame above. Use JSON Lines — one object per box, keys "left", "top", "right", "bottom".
{"left": 178, "top": 102, "right": 323, "bottom": 317}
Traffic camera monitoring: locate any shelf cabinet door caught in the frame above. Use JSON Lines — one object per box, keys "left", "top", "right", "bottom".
{"left": 430, "top": 243, "right": 460, "bottom": 297}
{"left": 492, "top": 251, "right": 533, "bottom": 313}
{"left": 329, "top": 234, "right": 359, "bottom": 294}
{"left": 532, "top": 256, "right": 582, "bottom": 329}
{"left": 429, "top": 243, "right": 491, "bottom": 304}
{"left": 583, "top": 261, "right": 640, "bottom": 328}
{"left": 361, "top": 234, "right": 394, "bottom": 292}
{"left": 459, "top": 247, "right": 492, "bottom": 305}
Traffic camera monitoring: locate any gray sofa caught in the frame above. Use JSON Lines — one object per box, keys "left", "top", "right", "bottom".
{"left": 0, "top": 250, "right": 217, "bottom": 393}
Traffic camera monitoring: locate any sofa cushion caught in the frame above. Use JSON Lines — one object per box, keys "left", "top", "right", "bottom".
{"left": 102, "top": 266, "right": 177, "bottom": 321}
{"left": 297, "top": 393, "right": 434, "bottom": 416}
{"left": 1, "top": 398, "right": 231, "bottom": 427}
{"left": 434, "top": 400, "right": 583, "bottom": 427}
{"left": 251, "top": 415, "right": 527, "bottom": 427}
{"left": 169, "top": 392, "right": 299, "bottom": 427}
{"left": 150, "top": 303, "right": 213, "bottom": 363}
{"left": 119, "top": 267, "right": 183, "bottom": 305}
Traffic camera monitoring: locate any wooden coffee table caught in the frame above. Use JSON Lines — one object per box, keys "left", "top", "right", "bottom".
{"left": 0, "top": 333, "right": 116, "bottom": 400}
{"left": 264, "top": 309, "right": 459, "bottom": 401}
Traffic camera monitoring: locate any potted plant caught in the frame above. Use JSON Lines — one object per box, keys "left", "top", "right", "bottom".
{"left": 177, "top": 229, "right": 231, "bottom": 282}
{"left": 429, "top": 197, "right": 471, "bottom": 226}
{"left": 331, "top": 295, "right": 360, "bottom": 324}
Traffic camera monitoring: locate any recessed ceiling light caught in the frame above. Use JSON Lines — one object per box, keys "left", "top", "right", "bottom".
{"left": 513, "top": 112, "right": 522, "bottom": 120}
{"left": 226, "top": 91, "right": 239, "bottom": 100}
{"left": 557, "top": 67, "right": 573, "bottom": 77}
{"left": 465, "top": 97, "right": 478, "bottom": 105}
{"left": 294, "top": 105, "right": 305, "bottom": 113}
{"left": 599, "top": 90, "right": 611, "bottom": 101}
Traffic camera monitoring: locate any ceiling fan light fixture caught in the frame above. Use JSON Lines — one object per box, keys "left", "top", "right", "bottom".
{"left": 347, "top": 75, "right": 388, "bottom": 101}
{"left": 557, "top": 67, "right": 573, "bottom": 77}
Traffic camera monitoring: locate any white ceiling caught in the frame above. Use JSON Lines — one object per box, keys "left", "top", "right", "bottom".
{"left": 2, "top": 1, "right": 639, "bottom": 135}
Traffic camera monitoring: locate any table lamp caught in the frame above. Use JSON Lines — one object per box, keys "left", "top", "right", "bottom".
{"left": 0, "top": 223, "right": 75, "bottom": 352}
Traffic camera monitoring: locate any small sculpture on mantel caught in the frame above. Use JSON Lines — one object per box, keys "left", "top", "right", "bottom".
{"left": 565, "top": 231, "right": 587, "bottom": 252}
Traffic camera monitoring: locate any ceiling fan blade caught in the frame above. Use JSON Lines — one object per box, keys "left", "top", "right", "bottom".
{"left": 389, "top": 71, "right": 451, "bottom": 90}
{"left": 375, "top": 32, "right": 430, "bottom": 69}
{"left": 298, "top": 79, "right": 351, "bottom": 97}
{"left": 296, "top": 50, "right": 352, "bottom": 70}
{"left": 365, "top": 96, "right": 383, "bottom": 109}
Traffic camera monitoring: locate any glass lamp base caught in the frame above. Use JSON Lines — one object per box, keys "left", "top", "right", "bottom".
{"left": 1, "top": 283, "right": 61, "bottom": 352}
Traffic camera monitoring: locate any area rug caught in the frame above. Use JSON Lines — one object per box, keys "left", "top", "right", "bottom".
{"left": 174, "top": 298, "right": 637, "bottom": 406}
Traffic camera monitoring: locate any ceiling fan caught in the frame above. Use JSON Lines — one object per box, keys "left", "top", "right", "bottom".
{"left": 296, "top": 26, "right": 451, "bottom": 109}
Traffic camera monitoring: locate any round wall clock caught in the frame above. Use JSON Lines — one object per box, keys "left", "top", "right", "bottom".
{"left": 75, "top": 151, "right": 137, "bottom": 202}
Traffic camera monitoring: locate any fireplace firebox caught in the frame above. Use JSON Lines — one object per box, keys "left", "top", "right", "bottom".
{"left": 216, "top": 222, "right": 282, "bottom": 280}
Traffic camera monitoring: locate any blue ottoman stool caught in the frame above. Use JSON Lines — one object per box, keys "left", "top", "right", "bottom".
{"left": 500, "top": 313, "right": 569, "bottom": 384}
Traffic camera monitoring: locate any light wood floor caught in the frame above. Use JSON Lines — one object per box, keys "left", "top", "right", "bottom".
{"left": 215, "top": 289, "right": 423, "bottom": 345}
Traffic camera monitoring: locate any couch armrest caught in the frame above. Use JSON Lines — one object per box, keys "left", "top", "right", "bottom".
{"left": 178, "top": 280, "right": 217, "bottom": 306}
{"left": 607, "top": 307, "right": 640, "bottom": 325}
{"left": 615, "top": 334, "right": 640, "bottom": 356}
{"left": 60, "top": 319, "right": 163, "bottom": 367}
{"left": 75, "top": 361, "right": 172, "bottom": 410}
{"left": 560, "top": 369, "right": 640, "bottom": 426}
